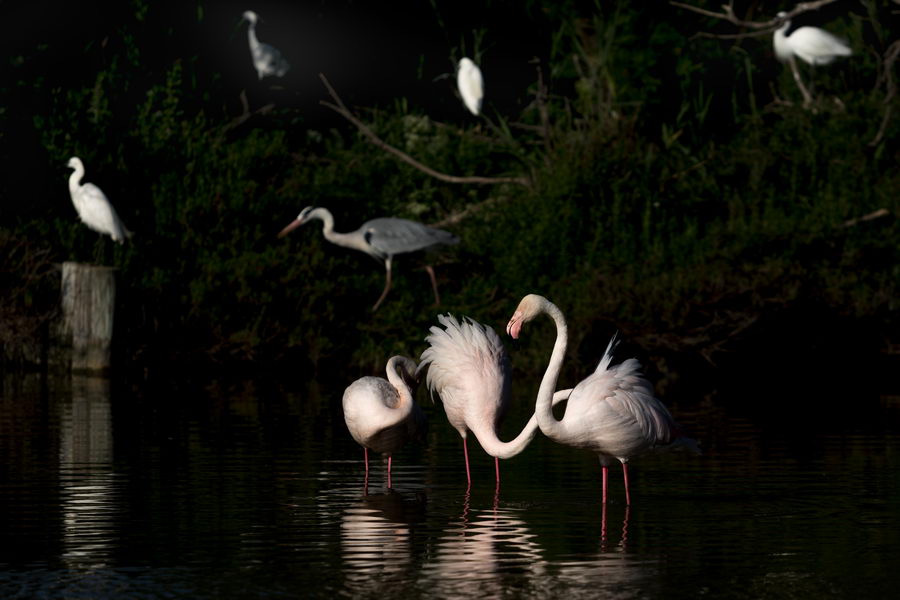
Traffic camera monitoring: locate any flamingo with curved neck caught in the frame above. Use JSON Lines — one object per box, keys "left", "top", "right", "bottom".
{"left": 507, "top": 294, "right": 699, "bottom": 504}
{"left": 418, "top": 313, "right": 571, "bottom": 488}
{"left": 343, "top": 355, "right": 427, "bottom": 488}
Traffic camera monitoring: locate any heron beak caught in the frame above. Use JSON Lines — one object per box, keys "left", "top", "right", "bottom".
{"left": 277, "top": 219, "right": 303, "bottom": 238}
{"left": 506, "top": 312, "right": 523, "bottom": 339}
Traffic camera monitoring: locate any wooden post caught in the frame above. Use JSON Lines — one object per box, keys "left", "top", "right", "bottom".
{"left": 58, "top": 262, "right": 117, "bottom": 374}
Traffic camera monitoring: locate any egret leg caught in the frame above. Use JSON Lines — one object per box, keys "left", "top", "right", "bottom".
{"left": 93, "top": 236, "right": 105, "bottom": 265}
{"left": 622, "top": 463, "right": 631, "bottom": 506}
{"left": 462, "top": 438, "right": 472, "bottom": 488}
{"left": 424, "top": 265, "right": 441, "bottom": 305}
{"left": 387, "top": 455, "right": 393, "bottom": 489}
{"left": 788, "top": 56, "right": 814, "bottom": 106}
{"left": 602, "top": 466, "right": 609, "bottom": 504}
{"left": 372, "top": 257, "right": 393, "bottom": 312}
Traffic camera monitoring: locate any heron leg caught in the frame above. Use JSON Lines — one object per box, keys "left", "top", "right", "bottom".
{"left": 387, "top": 455, "right": 393, "bottom": 489}
{"left": 372, "top": 257, "right": 392, "bottom": 312}
{"left": 462, "top": 437, "right": 472, "bottom": 489}
{"left": 424, "top": 265, "right": 441, "bottom": 305}
{"left": 622, "top": 463, "right": 631, "bottom": 506}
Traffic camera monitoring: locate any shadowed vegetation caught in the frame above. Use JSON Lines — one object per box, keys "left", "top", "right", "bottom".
{"left": 1, "top": 1, "right": 897, "bottom": 384}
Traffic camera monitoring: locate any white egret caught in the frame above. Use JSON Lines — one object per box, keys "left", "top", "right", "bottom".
{"left": 277, "top": 206, "right": 459, "bottom": 311}
{"left": 456, "top": 57, "right": 484, "bottom": 116}
{"left": 773, "top": 12, "right": 852, "bottom": 66}
{"left": 506, "top": 294, "right": 700, "bottom": 504}
{"left": 773, "top": 11, "right": 851, "bottom": 105}
{"left": 66, "top": 157, "right": 132, "bottom": 244}
{"left": 242, "top": 10, "right": 290, "bottom": 80}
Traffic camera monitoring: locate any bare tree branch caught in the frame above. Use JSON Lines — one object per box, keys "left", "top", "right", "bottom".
{"left": 670, "top": 0, "right": 841, "bottom": 31}
{"left": 318, "top": 73, "right": 531, "bottom": 188}
{"left": 222, "top": 89, "right": 275, "bottom": 134}
{"left": 870, "top": 40, "right": 900, "bottom": 146}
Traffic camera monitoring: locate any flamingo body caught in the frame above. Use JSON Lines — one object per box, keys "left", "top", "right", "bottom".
{"left": 343, "top": 356, "right": 426, "bottom": 486}
{"left": 507, "top": 294, "right": 698, "bottom": 503}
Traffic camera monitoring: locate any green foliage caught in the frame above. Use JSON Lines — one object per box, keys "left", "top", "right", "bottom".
{"left": 3, "top": 1, "right": 898, "bottom": 376}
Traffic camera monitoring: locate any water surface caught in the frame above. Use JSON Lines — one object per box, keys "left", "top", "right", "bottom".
{"left": 1, "top": 372, "right": 898, "bottom": 598}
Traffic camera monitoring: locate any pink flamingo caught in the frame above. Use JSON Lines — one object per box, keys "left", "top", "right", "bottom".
{"left": 342, "top": 356, "right": 426, "bottom": 488}
{"left": 507, "top": 294, "right": 699, "bottom": 504}
{"left": 418, "top": 314, "right": 572, "bottom": 488}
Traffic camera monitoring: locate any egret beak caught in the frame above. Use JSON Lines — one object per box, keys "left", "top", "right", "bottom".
{"left": 277, "top": 219, "right": 304, "bottom": 238}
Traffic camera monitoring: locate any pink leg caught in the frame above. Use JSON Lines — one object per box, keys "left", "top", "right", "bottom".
{"left": 462, "top": 438, "right": 472, "bottom": 488}
{"left": 494, "top": 457, "right": 500, "bottom": 486}
{"left": 364, "top": 447, "right": 370, "bottom": 477}
{"left": 622, "top": 463, "right": 631, "bottom": 505}
{"left": 387, "top": 455, "right": 393, "bottom": 489}
{"left": 602, "top": 465, "right": 609, "bottom": 504}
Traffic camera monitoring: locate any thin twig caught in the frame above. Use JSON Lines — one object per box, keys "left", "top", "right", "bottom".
{"left": 670, "top": 0, "right": 840, "bottom": 33}
{"left": 840, "top": 208, "right": 890, "bottom": 228}
{"left": 318, "top": 73, "right": 531, "bottom": 188}
{"left": 869, "top": 40, "right": 900, "bottom": 146}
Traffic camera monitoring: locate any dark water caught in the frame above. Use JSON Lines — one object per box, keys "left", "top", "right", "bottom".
{"left": 1, "top": 371, "right": 899, "bottom": 599}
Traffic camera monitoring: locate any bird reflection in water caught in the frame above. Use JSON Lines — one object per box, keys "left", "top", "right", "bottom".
{"left": 600, "top": 503, "right": 631, "bottom": 553}
{"left": 340, "top": 489, "right": 426, "bottom": 593}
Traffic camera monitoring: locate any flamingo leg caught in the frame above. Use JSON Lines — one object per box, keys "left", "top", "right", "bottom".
{"left": 622, "top": 463, "right": 631, "bottom": 505}
{"left": 602, "top": 465, "right": 609, "bottom": 504}
{"left": 387, "top": 455, "right": 393, "bottom": 489}
{"left": 372, "top": 257, "right": 393, "bottom": 312}
{"left": 424, "top": 265, "right": 441, "bottom": 305}
{"left": 494, "top": 457, "right": 500, "bottom": 486}
{"left": 462, "top": 437, "right": 472, "bottom": 488}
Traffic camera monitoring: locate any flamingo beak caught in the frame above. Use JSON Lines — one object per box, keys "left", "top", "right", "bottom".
{"left": 506, "top": 312, "right": 523, "bottom": 339}
{"left": 277, "top": 218, "right": 304, "bottom": 238}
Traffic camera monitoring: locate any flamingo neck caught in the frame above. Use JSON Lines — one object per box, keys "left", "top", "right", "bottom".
{"left": 469, "top": 388, "right": 571, "bottom": 460}
{"left": 384, "top": 356, "right": 415, "bottom": 417}
{"left": 533, "top": 299, "right": 569, "bottom": 442}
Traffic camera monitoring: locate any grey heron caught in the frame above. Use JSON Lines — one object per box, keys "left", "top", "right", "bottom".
{"left": 242, "top": 10, "right": 290, "bottom": 80}
{"left": 277, "top": 206, "right": 459, "bottom": 311}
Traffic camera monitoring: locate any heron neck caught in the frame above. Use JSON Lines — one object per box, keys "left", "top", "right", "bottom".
{"left": 247, "top": 22, "right": 260, "bottom": 51}
{"left": 313, "top": 209, "right": 373, "bottom": 255}
{"left": 533, "top": 299, "right": 570, "bottom": 442}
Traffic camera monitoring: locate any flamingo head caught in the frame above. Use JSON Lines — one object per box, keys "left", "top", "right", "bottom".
{"left": 506, "top": 293, "right": 547, "bottom": 339}
{"left": 277, "top": 206, "right": 316, "bottom": 238}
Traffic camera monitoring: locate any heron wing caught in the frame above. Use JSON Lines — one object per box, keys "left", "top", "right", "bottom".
{"left": 364, "top": 218, "right": 459, "bottom": 257}
{"left": 790, "top": 27, "right": 851, "bottom": 64}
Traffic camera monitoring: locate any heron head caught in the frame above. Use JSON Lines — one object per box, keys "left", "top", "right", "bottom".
{"left": 277, "top": 206, "right": 317, "bottom": 238}
{"left": 66, "top": 157, "right": 82, "bottom": 170}
{"left": 506, "top": 294, "right": 548, "bottom": 339}
{"left": 458, "top": 57, "right": 474, "bottom": 72}
{"left": 242, "top": 10, "right": 258, "bottom": 24}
